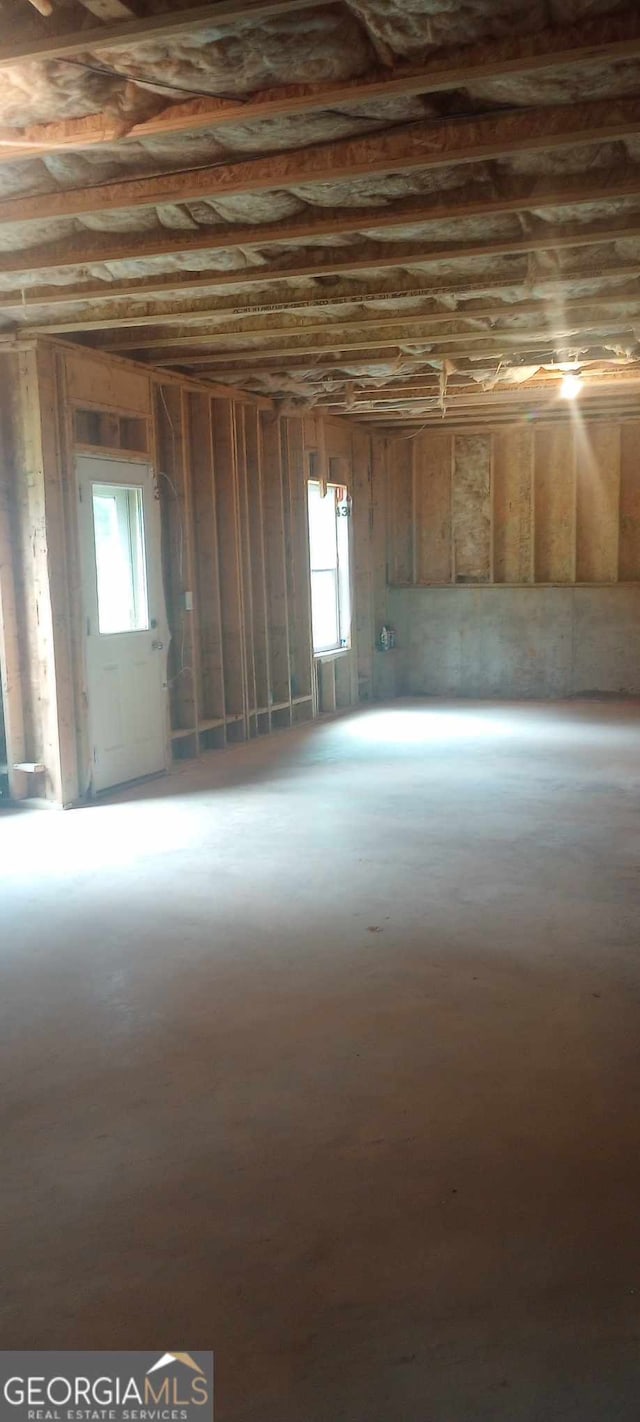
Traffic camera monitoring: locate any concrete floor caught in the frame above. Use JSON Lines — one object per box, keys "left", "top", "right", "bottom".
{"left": 2, "top": 699, "right": 640, "bottom": 1421}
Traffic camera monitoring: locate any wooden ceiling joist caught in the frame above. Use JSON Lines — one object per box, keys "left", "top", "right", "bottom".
{"left": 365, "top": 393, "right": 640, "bottom": 416}
{"left": 158, "top": 329, "right": 636, "bottom": 370}
{"left": 2, "top": 11, "right": 640, "bottom": 167}
{"left": 161, "top": 335, "right": 630, "bottom": 366}
{"left": 0, "top": 0, "right": 326, "bottom": 69}
{"left": 323, "top": 382, "right": 640, "bottom": 409}
{"left": 368, "top": 415, "right": 640, "bottom": 431}
{"left": 6, "top": 217, "right": 640, "bottom": 314}
{"left": 316, "top": 372, "right": 640, "bottom": 405}
{"left": 26, "top": 260, "right": 640, "bottom": 335}
{"left": 3, "top": 169, "right": 640, "bottom": 288}
{"left": 2, "top": 97, "right": 640, "bottom": 230}
{"left": 103, "top": 290, "right": 640, "bottom": 351}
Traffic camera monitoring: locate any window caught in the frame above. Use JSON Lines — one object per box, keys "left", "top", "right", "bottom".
{"left": 92, "top": 482, "right": 149, "bottom": 634}
{"left": 308, "top": 480, "right": 351, "bottom": 654}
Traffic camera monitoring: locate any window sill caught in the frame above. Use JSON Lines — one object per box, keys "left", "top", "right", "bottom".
{"left": 314, "top": 646, "right": 351, "bottom": 663}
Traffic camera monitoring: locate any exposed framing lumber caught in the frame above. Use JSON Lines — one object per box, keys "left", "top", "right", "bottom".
{"left": 5, "top": 229, "right": 640, "bottom": 317}
{"left": 4, "top": 171, "right": 640, "bottom": 286}
{"left": 186, "top": 390, "right": 226, "bottom": 736}
{"left": 162, "top": 336, "right": 634, "bottom": 366}
{"left": 2, "top": 10, "right": 640, "bottom": 166}
{"left": 243, "top": 405, "right": 271, "bottom": 718}
{"left": 29, "top": 329, "right": 273, "bottom": 407}
{"left": 234, "top": 405, "right": 257, "bottom": 723}
{"left": 163, "top": 332, "right": 637, "bottom": 371}
{"left": 101, "top": 288, "right": 640, "bottom": 350}
{"left": 330, "top": 389, "right": 640, "bottom": 413}
{"left": 375, "top": 398, "right": 640, "bottom": 416}
{"left": 0, "top": 399, "right": 26, "bottom": 797}
{"left": 179, "top": 386, "right": 202, "bottom": 744}
{"left": 212, "top": 397, "right": 249, "bottom": 736}
{"left": 0, "top": 0, "right": 325, "bottom": 68}
{"left": 155, "top": 382, "right": 198, "bottom": 737}
{"left": 366, "top": 411, "right": 640, "bottom": 430}
{"left": 2, "top": 98, "right": 640, "bottom": 229}
{"left": 259, "top": 385, "right": 640, "bottom": 418}
{"left": 315, "top": 368, "right": 640, "bottom": 395}
{"left": 9, "top": 215, "right": 640, "bottom": 317}
{"left": 28, "top": 261, "right": 640, "bottom": 335}
{"left": 261, "top": 413, "right": 292, "bottom": 708}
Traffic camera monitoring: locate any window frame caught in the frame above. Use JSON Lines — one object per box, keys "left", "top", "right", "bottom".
{"left": 307, "top": 477, "right": 352, "bottom": 657}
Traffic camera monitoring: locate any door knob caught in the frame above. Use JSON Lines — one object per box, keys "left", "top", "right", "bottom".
{"left": 151, "top": 639, "right": 164, "bottom": 650}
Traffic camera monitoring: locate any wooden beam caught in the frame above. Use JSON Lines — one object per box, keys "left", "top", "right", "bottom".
{"left": 3, "top": 170, "right": 640, "bottom": 285}
{"left": 317, "top": 374, "right": 640, "bottom": 406}
{"left": 2, "top": 98, "right": 640, "bottom": 229}
{"left": 27, "top": 260, "right": 640, "bottom": 334}
{"left": 104, "top": 291, "right": 640, "bottom": 351}
{"left": 364, "top": 412, "right": 640, "bottom": 426}
{"left": 327, "top": 385, "right": 640, "bottom": 410}
{"left": 366, "top": 399, "right": 640, "bottom": 414}
{"left": 0, "top": 0, "right": 325, "bottom": 68}
{"left": 1, "top": 10, "right": 639, "bottom": 165}
{"left": 6, "top": 217, "right": 640, "bottom": 312}
{"left": 164, "top": 341, "right": 632, "bottom": 370}
{"left": 161, "top": 331, "right": 636, "bottom": 371}
{"left": 9, "top": 217, "right": 640, "bottom": 316}
{"left": 0, "top": 383, "right": 26, "bottom": 798}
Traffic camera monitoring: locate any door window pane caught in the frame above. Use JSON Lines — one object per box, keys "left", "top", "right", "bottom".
{"left": 92, "top": 483, "right": 149, "bottom": 634}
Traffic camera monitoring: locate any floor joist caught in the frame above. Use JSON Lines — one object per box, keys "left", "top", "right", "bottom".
{"left": 3, "top": 170, "right": 640, "bottom": 286}
{"left": 1, "top": 11, "right": 639, "bottom": 166}
{"left": 103, "top": 291, "right": 640, "bottom": 352}
{"left": 26, "top": 261, "right": 640, "bottom": 335}
{"left": 159, "top": 329, "right": 636, "bottom": 369}
{"left": 2, "top": 98, "right": 640, "bottom": 229}
{"left": 0, "top": 0, "right": 326, "bottom": 68}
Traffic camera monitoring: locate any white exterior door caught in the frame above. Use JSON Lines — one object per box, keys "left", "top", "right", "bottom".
{"left": 78, "top": 454, "right": 169, "bottom": 793}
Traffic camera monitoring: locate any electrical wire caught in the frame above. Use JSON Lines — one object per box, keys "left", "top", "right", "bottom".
{"left": 60, "top": 55, "right": 249, "bottom": 106}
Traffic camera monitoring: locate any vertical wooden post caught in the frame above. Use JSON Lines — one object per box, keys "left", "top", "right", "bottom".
{"left": 234, "top": 403, "right": 258, "bottom": 732}
{"left": 282, "top": 416, "right": 313, "bottom": 705}
{"left": 212, "top": 397, "right": 248, "bottom": 739}
{"left": 261, "top": 411, "right": 291, "bottom": 721}
{"left": 244, "top": 404, "right": 271, "bottom": 721}
{"left": 179, "top": 389, "right": 201, "bottom": 752}
{"left": 187, "top": 391, "right": 226, "bottom": 741}
{"left": 351, "top": 426, "right": 374, "bottom": 702}
{"left": 0, "top": 360, "right": 26, "bottom": 798}
{"left": 155, "top": 383, "right": 198, "bottom": 748}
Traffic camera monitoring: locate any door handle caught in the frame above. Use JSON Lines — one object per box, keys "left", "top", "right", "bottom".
{"left": 151, "top": 639, "right": 164, "bottom": 650}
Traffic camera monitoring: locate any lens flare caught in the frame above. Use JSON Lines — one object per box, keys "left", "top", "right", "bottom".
{"left": 560, "top": 372, "right": 583, "bottom": 400}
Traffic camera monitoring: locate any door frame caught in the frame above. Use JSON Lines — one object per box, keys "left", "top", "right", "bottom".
{"left": 76, "top": 450, "right": 170, "bottom": 795}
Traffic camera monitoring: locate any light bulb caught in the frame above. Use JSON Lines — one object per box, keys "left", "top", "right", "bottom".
{"left": 560, "top": 372, "right": 583, "bottom": 399}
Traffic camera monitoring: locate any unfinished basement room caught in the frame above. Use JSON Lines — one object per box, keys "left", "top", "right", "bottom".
{"left": 3, "top": 0, "right": 640, "bottom": 1418}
